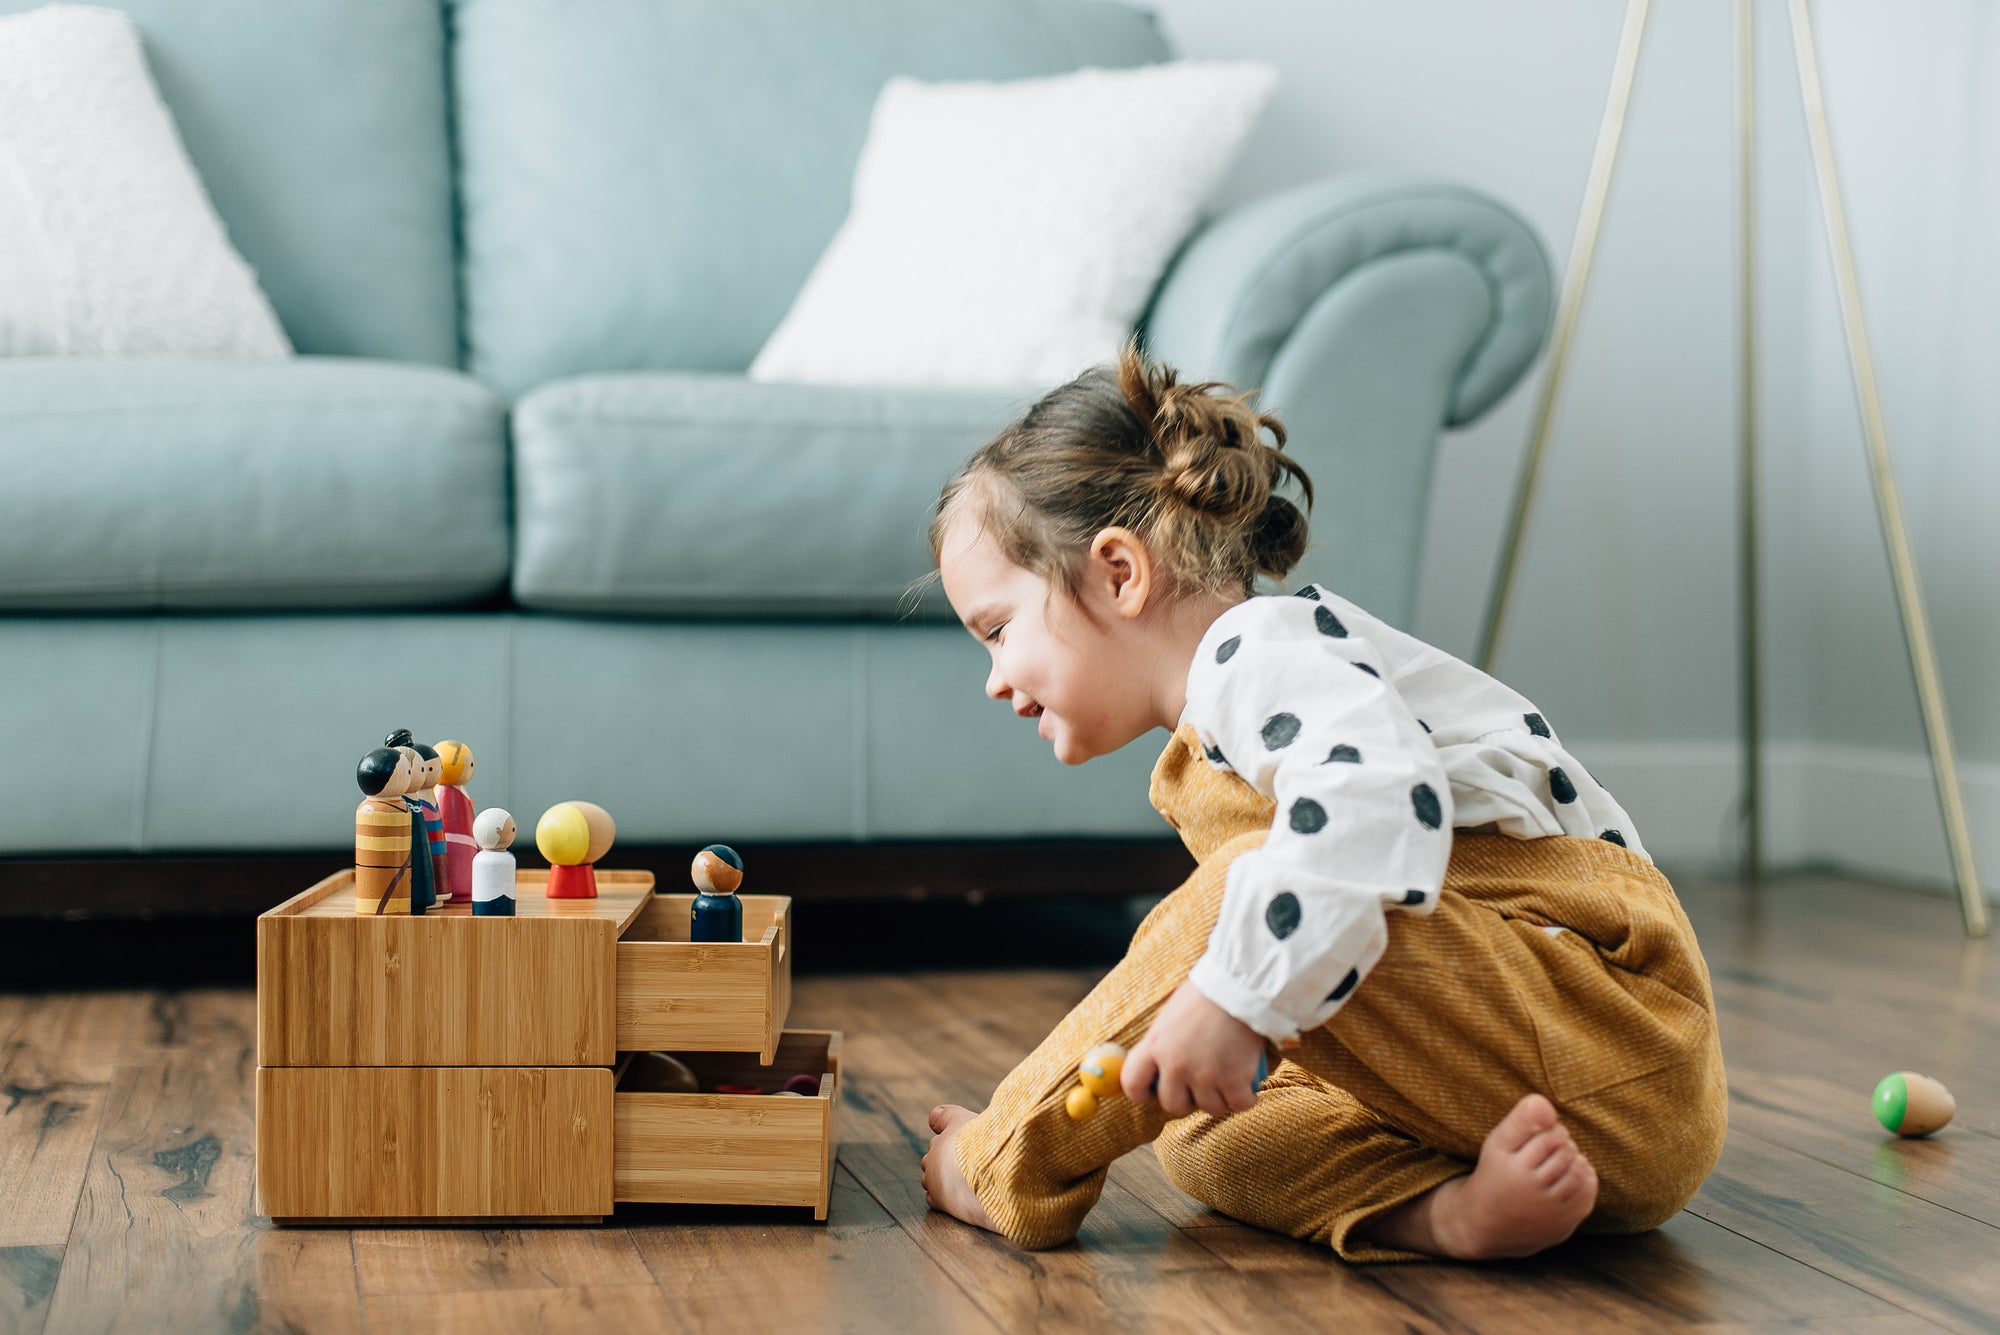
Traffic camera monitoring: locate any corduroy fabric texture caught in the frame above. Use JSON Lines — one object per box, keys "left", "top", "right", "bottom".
{"left": 953, "top": 724, "right": 1728, "bottom": 1260}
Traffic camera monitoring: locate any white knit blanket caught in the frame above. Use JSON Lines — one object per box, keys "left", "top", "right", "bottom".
{"left": 0, "top": 4, "right": 291, "bottom": 357}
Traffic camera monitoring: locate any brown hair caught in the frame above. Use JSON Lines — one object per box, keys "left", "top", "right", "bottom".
{"left": 929, "top": 342, "right": 1312, "bottom": 601}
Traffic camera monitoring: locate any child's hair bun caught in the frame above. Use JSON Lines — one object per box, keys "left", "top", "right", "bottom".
{"left": 929, "top": 341, "right": 1314, "bottom": 600}
{"left": 1117, "top": 349, "right": 1313, "bottom": 583}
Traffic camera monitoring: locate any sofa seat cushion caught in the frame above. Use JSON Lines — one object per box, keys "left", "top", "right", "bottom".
{"left": 512, "top": 373, "right": 1030, "bottom": 616}
{"left": 0, "top": 358, "right": 508, "bottom": 611}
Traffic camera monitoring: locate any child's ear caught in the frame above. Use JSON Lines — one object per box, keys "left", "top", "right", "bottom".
{"left": 1090, "top": 526, "right": 1152, "bottom": 618}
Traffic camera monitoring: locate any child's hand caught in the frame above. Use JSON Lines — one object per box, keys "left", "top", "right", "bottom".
{"left": 1122, "top": 981, "right": 1267, "bottom": 1118}
{"left": 921, "top": 1104, "right": 997, "bottom": 1232}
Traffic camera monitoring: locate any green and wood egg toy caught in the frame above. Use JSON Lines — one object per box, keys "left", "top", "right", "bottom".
{"left": 1872, "top": 1071, "right": 1955, "bottom": 1138}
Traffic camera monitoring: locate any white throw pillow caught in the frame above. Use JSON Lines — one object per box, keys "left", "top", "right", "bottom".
{"left": 750, "top": 61, "right": 1276, "bottom": 389}
{"left": 0, "top": 4, "right": 291, "bottom": 357}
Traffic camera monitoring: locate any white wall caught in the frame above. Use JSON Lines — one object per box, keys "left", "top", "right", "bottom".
{"left": 1146, "top": 0, "right": 2000, "bottom": 892}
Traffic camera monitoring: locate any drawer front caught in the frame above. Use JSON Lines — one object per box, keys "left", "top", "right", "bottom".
{"left": 256, "top": 1066, "right": 613, "bottom": 1219}
{"left": 616, "top": 894, "right": 791, "bottom": 1063}
{"left": 613, "top": 1030, "right": 838, "bottom": 1219}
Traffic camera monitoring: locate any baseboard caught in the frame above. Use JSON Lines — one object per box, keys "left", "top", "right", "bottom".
{"left": 1581, "top": 739, "right": 2000, "bottom": 899}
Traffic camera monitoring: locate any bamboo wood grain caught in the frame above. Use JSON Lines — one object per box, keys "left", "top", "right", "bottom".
{"left": 612, "top": 1031, "right": 838, "bottom": 1216}
{"left": 256, "top": 1066, "right": 614, "bottom": 1220}
{"left": 258, "top": 869, "right": 652, "bottom": 1068}
{"left": 615, "top": 894, "right": 790, "bottom": 1062}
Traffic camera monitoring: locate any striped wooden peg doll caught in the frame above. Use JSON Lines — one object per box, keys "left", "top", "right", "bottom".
{"left": 471, "top": 807, "right": 517, "bottom": 917}
{"left": 354, "top": 747, "right": 417, "bottom": 915}
{"left": 434, "top": 739, "right": 477, "bottom": 903}
{"left": 385, "top": 730, "right": 443, "bottom": 913}
{"left": 537, "top": 800, "right": 615, "bottom": 899}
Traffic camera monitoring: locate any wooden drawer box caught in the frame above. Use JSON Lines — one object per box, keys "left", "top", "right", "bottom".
{"left": 618, "top": 893, "right": 792, "bottom": 1063}
{"left": 614, "top": 1031, "right": 840, "bottom": 1220}
{"left": 257, "top": 1065, "right": 613, "bottom": 1221}
{"left": 255, "top": 868, "right": 823, "bottom": 1223}
{"left": 258, "top": 873, "right": 792, "bottom": 1066}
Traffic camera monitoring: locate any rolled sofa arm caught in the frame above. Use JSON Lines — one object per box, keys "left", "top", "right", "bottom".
{"left": 1140, "top": 173, "right": 1553, "bottom": 626}
{"left": 1144, "top": 172, "right": 1552, "bottom": 429}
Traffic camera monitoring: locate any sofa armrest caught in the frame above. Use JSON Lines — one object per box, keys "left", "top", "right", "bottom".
{"left": 1143, "top": 172, "right": 1552, "bottom": 428}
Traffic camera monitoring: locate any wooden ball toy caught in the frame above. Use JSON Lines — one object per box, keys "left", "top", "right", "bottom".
{"left": 1873, "top": 1072, "right": 1955, "bottom": 1137}
{"left": 537, "top": 800, "right": 615, "bottom": 899}
{"left": 1065, "top": 1042, "right": 1128, "bottom": 1122}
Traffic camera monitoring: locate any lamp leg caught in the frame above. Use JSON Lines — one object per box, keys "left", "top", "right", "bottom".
{"left": 1787, "top": 0, "right": 1988, "bottom": 936}
{"left": 1477, "top": 0, "right": 1655, "bottom": 673}
{"left": 1737, "top": 0, "right": 1762, "bottom": 883}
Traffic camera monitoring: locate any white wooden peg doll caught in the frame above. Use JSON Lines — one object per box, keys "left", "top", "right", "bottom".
{"left": 472, "top": 807, "right": 517, "bottom": 917}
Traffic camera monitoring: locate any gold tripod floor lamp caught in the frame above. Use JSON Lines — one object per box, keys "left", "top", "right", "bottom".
{"left": 1476, "top": 0, "right": 1988, "bottom": 937}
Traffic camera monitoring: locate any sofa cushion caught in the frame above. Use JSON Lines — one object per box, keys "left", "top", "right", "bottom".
{"left": 453, "top": 0, "right": 1170, "bottom": 397}
{"left": 0, "top": 0, "right": 460, "bottom": 365}
{"left": 0, "top": 358, "right": 508, "bottom": 611}
{"left": 512, "top": 374, "right": 1030, "bottom": 616}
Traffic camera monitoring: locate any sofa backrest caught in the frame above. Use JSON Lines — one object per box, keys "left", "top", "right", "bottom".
{"left": 0, "top": 0, "right": 463, "bottom": 366}
{"left": 453, "top": 0, "right": 1171, "bottom": 398}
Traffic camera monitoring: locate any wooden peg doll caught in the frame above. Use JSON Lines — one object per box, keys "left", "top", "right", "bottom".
{"left": 471, "top": 807, "right": 517, "bottom": 917}
{"left": 434, "top": 739, "right": 477, "bottom": 903}
{"left": 536, "top": 800, "right": 615, "bottom": 898}
{"left": 354, "top": 747, "right": 417, "bottom": 915}
{"left": 386, "top": 730, "right": 444, "bottom": 913}
{"left": 689, "top": 844, "right": 745, "bottom": 943}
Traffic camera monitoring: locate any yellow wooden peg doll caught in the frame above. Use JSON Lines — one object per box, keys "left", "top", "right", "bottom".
{"left": 354, "top": 746, "right": 416, "bottom": 915}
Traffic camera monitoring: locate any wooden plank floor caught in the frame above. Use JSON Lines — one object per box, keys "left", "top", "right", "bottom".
{"left": 1, "top": 872, "right": 1993, "bottom": 1334}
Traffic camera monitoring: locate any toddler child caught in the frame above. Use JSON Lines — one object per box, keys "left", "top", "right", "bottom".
{"left": 917, "top": 346, "right": 1726, "bottom": 1261}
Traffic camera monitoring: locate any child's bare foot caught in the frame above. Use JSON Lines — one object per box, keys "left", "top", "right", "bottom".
{"left": 921, "top": 1104, "right": 997, "bottom": 1232}
{"left": 1361, "top": 1094, "right": 1598, "bottom": 1260}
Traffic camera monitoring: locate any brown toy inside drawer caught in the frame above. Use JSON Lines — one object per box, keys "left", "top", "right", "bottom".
{"left": 613, "top": 1030, "right": 839, "bottom": 1218}
{"left": 616, "top": 893, "right": 792, "bottom": 1063}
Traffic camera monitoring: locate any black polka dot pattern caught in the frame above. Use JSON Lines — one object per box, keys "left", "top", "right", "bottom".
{"left": 1418, "top": 718, "right": 1432, "bottom": 734}
{"left": 1525, "top": 712, "right": 1551, "bottom": 738}
{"left": 1296, "top": 585, "right": 1321, "bottom": 600}
{"left": 1549, "top": 767, "right": 1577, "bottom": 804}
{"left": 1399, "top": 889, "right": 1427, "bottom": 905}
{"left": 1261, "top": 713, "right": 1301, "bottom": 749}
{"left": 1411, "top": 784, "right": 1442, "bottom": 830}
{"left": 1601, "top": 829, "right": 1627, "bottom": 848}
{"left": 1289, "top": 798, "right": 1328, "bottom": 834}
{"left": 1353, "top": 662, "right": 1380, "bottom": 679}
{"left": 1315, "top": 606, "right": 1347, "bottom": 637}
{"left": 1204, "top": 743, "right": 1230, "bottom": 769}
{"left": 1326, "top": 968, "right": 1361, "bottom": 1002}
{"left": 1216, "top": 635, "right": 1241, "bottom": 664}
{"left": 1266, "top": 892, "right": 1301, "bottom": 939}
{"left": 1323, "top": 744, "right": 1362, "bottom": 764}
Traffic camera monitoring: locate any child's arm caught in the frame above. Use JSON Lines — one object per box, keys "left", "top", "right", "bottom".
{"left": 1182, "top": 595, "right": 1455, "bottom": 1046}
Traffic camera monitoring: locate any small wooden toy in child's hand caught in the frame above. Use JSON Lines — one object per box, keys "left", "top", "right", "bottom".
{"left": 1065, "top": 1041, "right": 1270, "bottom": 1121}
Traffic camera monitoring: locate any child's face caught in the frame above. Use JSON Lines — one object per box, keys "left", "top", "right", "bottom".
{"left": 937, "top": 520, "right": 1160, "bottom": 766}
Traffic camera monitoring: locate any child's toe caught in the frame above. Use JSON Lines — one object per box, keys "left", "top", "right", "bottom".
{"left": 1490, "top": 1093, "right": 1560, "bottom": 1153}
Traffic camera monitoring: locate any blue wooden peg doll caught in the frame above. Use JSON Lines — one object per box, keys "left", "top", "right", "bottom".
{"left": 690, "top": 844, "right": 745, "bottom": 943}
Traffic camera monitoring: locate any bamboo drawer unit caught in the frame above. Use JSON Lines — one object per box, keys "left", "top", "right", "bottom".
{"left": 254, "top": 866, "right": 836, "bottom": 1223}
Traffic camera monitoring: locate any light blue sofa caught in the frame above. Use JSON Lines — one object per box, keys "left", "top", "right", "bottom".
{"left": 0, "top": 0, "right": 1553, "bottom": 860}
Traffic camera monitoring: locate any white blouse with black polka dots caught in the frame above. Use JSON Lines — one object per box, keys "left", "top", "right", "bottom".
{"left": 1181, "top": 584, "right": 1648, "bottom": 1044}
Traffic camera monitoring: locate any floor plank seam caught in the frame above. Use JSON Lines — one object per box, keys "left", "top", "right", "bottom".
{"left": 1722, "top": 1119, "right": 2000, "bottom": 1232}
{"left": 1682, "top": 1204, "right": 1966, "bottom": 1331}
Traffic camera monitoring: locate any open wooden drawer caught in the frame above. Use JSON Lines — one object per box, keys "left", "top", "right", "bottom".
{"left": 615, "top": 893, "right": 792, "bottom": 1063}
{"left": 613, "top": 1030, "right": 839, "bottom": 1219}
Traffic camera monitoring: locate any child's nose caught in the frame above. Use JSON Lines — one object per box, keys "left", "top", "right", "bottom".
{"left": 984, "top": 663, "right": 1010, "bottom": 702}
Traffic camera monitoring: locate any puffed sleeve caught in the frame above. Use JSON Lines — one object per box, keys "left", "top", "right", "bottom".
{"left": 1183, "top": 596, "right": 1453, "bottom": 1042}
